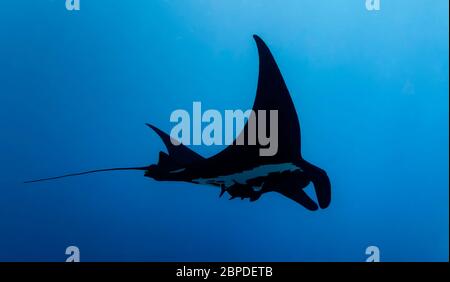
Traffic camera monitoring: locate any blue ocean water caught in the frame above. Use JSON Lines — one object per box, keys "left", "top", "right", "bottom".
{"left": 0, "top": 0, "right": 448, "bottom": 262}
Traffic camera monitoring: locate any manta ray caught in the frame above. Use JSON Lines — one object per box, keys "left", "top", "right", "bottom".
{"left": 26, "top": 35, "right": 331, "bottom": 211}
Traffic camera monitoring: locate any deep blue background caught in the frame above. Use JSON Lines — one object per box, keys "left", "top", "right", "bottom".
{"left": 0, "top": 0, "right": 448, "bottom": 261}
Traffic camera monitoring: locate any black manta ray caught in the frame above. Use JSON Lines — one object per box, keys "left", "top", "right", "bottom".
{"left": 26, "top": 35, "right": 331, "bottom": 211}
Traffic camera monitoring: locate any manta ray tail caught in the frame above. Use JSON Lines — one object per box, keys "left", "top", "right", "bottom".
{"left": 24, "top": 166, "right": 149, "bottom": 184}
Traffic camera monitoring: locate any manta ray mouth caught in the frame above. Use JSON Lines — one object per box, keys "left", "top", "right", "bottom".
{"left": 300, "top": 180, "right": 333, "bottom": 211}
{"left": 297, "top": 187, "right": 319, "bottom": 211}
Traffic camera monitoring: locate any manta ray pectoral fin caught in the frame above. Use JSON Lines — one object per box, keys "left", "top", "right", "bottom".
{"left": 204, "top": 35, "right": 302, "bottom": 168}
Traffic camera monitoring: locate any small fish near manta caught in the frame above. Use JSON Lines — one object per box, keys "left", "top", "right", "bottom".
{"left": 25, "top": 35, "right": 331, "bottom": 211}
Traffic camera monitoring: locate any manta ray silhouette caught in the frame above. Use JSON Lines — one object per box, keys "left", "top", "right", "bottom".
{"left": 25, "top": 35, "right": 331, "bottom": 211}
